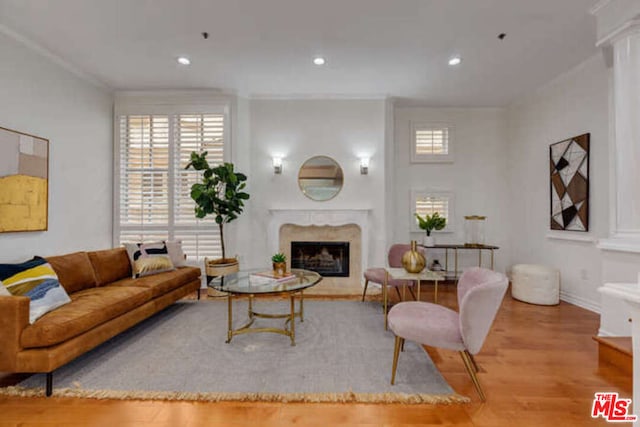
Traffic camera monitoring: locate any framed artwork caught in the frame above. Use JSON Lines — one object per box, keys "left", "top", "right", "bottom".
{"left": 549, "top": 133, "right": 589, "bottom": 231}
{"left": 0, "top": 126, "right": 49, "bottom": 232}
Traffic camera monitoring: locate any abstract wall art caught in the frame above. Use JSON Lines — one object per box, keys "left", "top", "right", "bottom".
{"left": 549, "top": 133, "right": 589, "bottom": 231}
{"left": 0, "top": 127, "right": 49, "bottom": 232}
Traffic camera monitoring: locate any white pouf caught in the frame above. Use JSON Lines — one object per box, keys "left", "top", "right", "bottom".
{"left": 511, "top": 264, "right": 560, "bottom": 305}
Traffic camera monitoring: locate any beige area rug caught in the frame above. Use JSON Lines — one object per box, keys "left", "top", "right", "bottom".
{"left": 3, "top": 300, "right": 468, "bottom": 404}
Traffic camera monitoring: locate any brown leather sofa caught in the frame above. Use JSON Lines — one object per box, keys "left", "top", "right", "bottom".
{"left": 0, "top": 247, "right": 201, "bottom": 396}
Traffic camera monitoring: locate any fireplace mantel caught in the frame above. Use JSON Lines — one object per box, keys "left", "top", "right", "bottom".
{"left": 268, "top": 209, "right": 372, "bottom": 275}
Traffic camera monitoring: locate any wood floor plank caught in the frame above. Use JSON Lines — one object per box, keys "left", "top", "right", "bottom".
{"left": 0, "top": 286, "right": 631, "bottom": 426}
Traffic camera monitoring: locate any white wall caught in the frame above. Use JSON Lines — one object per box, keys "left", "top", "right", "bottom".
{"left": 245, "top": 99, "right": 387, "bottom": 269}
{"left": 506, "top": 54, "right": 610, "bottom": 312}
{"left": 392, "top": 107, "right": 511, "bottom": 273}
{"left": 0, "top": 31, "right": 113, "bottom": 261}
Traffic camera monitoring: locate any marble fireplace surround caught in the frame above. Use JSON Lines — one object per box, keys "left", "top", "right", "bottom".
{"left": 267, "top": 209, "right": 371, "bottom": 279}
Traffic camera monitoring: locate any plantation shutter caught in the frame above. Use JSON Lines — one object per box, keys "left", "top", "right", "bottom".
{"left": 116, "top": 110, "right": 227, "bottom": 259}
{"left": 173, "top": 113, "right": 225, "bottom": 259}
{"left": 415, "top": 127, "right": 448, "bottom": 155}
{"left": 415, "top": 196, "right": 449, "bottom": 222}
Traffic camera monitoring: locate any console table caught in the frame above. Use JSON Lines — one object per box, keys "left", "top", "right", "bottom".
{"left": 419, "top": 244, "right": 499, "bottom": 279}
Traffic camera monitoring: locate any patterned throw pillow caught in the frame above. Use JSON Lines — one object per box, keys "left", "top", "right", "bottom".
{"left": 0, "top": 256, "right": 72, "bottom": 324}
{"left": 124, "top": 242, "right": 176, "bottom": 278}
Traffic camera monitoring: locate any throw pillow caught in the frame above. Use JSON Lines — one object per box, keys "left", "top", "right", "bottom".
{"left": 124, "top": 242, "right": 176, "bottom": 278}
{"left": 164, "top": 240, "right": 186, "bottom": 267}
{"left": 0, "top": 256, "right": 72, "bottom": 324}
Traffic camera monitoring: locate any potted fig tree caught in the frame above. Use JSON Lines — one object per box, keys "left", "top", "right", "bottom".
{"left": 186, "top": 151, "right": 250, "bottom": 276}
{"left": 415, "top": 212, "right": 446, "bottom": 247}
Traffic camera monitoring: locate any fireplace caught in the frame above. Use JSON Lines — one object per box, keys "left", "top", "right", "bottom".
{"left": 291, "top": 241, "right": 350, "bottom": 277}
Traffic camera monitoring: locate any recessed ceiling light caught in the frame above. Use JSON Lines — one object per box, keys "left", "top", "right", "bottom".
{"left": 448, "top": 56, "right": 462, "bottom": 66}
{"left": 313, "top": 57, "right": 326, "bottom": 66}
{"left": 177, "top": 56, "right": 191, "bottom": 65}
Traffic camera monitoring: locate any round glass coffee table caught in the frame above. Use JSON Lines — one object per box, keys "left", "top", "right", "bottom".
{"left": 208, "top": 269, "right": 322, "bottom": 346}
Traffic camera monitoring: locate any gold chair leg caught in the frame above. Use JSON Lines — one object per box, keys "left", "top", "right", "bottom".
{"left": 460, "top": 350, "right": 486, "bottom": 402}
{"left": 468, "top": 352, "right": 480, "bottom": 373}
{"left": 362, "top": 279, "right": 369, "bottom": 302}
{"left": 391, "top": 336, "right": 404, "bottom": 385}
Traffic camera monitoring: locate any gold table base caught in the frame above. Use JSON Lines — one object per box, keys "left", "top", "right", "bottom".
{"left": 226, "top": 291, "right": 304, "bottom": 346}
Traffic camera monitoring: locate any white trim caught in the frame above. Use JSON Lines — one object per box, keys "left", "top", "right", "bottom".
{"left": 545, "top": 232, "right": 596, "bottom": 243}
{"left": 597, "top": 328, "right": 623, "bottom": 337}
{"left": 598, "top": 238, "right": 640, "bottom": 253}
{"left": 589, "top": 0, "right": 612, "bottom": 16}
{"left": 560, "top": 290, "right": 600, "bottom": 313}
{"left": 0, "top": 23, "right": 110, "bottom": 90}
{"left": 596, "top": 19, "right": 640, "bottom": 47}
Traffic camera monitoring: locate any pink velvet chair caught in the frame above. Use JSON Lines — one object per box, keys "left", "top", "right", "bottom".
{"left": 362, "top": 243, "right": 421, "bottom": 302}
{"left": 388, "top": 267, "right": 508, "bottom": 401}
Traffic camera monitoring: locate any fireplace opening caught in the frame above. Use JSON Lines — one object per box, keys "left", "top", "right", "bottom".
{"left": 290, "top": 241, "right": 349, "bottom": 277}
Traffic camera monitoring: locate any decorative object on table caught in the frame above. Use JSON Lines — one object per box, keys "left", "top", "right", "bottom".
{"left": 430, "top": 259, "right": 444, "bottom": 271}
{"left": 250, "top": 270, "right": 296, "bottom": 286}
{"left": 415, "top": 212, "right": 446, "bottom": 247}
{"left": 464, "top": 215, "right": 486, "bottom": 247}
{"left": 401, "top": 240, "right": 426, "bottom": 274}
{"left": 549, "top": 133, "right": 589, "bottom": 231}
{"left": 186, "top": 151, "right": 250, "bottom": 274}
{"left": 0, "top": 126, "right": 49, "bottom": 233}
{"left": 271, "top": 252, "right": 287, "bottom": 276}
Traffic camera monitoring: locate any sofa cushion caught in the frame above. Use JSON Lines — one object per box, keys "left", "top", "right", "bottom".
{"left": 109, "top": 266, "right": 201, "bottom": 298}
{"left": 46, "top": 252, "right": 97, "bottom": 294}
{"left": 87, "top": 248, "right": 132, "bottom": 286}
{"left": 21, "top": 285, "right": 152, "bottom": 348}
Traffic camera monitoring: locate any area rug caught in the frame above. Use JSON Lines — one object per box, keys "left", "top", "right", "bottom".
{"left": 3, "top": 300, "right": 468, "bottom": 404}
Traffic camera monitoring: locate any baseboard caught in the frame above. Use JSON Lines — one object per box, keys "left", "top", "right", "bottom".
{"left": 560, "top": 290, "right": 600, "bottom": 313}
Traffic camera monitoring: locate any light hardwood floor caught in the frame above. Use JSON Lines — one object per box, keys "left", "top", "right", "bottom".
{"left": 0, "top": 284, "right": 631, "bottom": 426}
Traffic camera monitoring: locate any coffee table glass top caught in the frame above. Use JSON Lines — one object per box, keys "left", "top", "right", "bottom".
{"left": 208, "top": 268, "right": 322, "bottom": 295}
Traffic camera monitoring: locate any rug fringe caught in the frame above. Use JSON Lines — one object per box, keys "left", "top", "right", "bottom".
{"left": 0, "top": 386, "right": 469, "bottom": 404}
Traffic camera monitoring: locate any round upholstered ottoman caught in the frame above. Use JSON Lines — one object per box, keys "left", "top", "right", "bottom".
{"left": 511, "top": 264, "right": 560, "bottom": 305}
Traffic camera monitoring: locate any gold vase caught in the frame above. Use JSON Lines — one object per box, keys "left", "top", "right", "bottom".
{"left": 401, "top": 240, "right": 426, "bottom": 273}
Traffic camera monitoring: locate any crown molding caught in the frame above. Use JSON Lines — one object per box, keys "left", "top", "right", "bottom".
{"left": 249, "top": 93, "right": 389, "bottom": 101}
{"left": 596, "top": 18, "right": 640, "bottom": 46}
{"left": 0, "top": 23, "right": 110, "bottom": 91}
{"left": 589, "top": 0, "right": 612, "bottom": 16}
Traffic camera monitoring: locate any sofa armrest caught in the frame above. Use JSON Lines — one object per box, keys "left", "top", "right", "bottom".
{"left": 0, "top": 295, "right": 29, "bottom": 371}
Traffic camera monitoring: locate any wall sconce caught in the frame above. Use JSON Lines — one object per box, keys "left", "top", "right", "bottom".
{"left": 359, "top": 157, "right": 369, "bottom": 175}
{"left": 272, "top": 157, "right": 283, "bottom": 174}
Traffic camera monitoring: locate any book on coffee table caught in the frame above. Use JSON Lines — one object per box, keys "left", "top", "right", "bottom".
{"left": 249, "top": 271, "right": 297, "bottom": 286}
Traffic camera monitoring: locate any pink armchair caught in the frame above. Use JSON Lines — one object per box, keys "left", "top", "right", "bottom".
{"left": 387, "top": 267, "right": 508, "bottom": 401}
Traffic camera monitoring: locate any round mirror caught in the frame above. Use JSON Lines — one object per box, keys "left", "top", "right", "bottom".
{"left": 298, "top": 156, "right": 344, "bottom": 201}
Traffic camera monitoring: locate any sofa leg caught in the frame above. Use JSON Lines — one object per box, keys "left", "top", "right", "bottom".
{"left": 197, "top": 288, "right": 201, "bottom": 300}
{"left": 46, "top": 372, "right": 53, "bottom": 397}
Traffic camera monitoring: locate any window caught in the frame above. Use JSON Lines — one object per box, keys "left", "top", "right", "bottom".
{"left": 411, "top": 190, "right": 454, "bottom": 233}
{"left": 115, "top": 108, "right": 228, "bottom": 259}
{"left": 411, "top": 122, "right": 454, "bottom": 163}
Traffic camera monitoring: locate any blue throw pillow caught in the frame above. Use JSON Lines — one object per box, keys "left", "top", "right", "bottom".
{"left": 0, "top": 256, "right": 71, "bottom": 323}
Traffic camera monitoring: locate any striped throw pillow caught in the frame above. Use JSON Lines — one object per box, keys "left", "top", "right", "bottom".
{"left": 0, "top": 256, "right": 71, "bottom": 323}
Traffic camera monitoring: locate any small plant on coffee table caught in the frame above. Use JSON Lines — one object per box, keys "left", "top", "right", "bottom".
{"left": 272, "top": 253, "right": 287, "bottom": 276}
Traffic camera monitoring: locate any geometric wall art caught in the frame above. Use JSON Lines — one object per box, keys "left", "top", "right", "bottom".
{"left": 549, "top": 133, "right": 589, "bottom": 231}
{"left": 0, "top": 126, "right": 49, "bottom": 233}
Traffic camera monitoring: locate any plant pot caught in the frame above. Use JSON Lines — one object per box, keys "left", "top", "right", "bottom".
{"left": 423, "top": 235, "right": 435, "bottom": 247}
{"left": 272, "top": 262, "right": 286, "bottom": 276}
{"left": 205, "top": 257, "right": 239, "bottom": 277}
{"left": 402, "top": 240, "right": 426, "bottom": 273}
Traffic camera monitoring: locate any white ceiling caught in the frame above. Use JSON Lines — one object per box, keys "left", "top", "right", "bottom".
{"left": 0, "top": 0, "right": 598, "bottom": 106}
